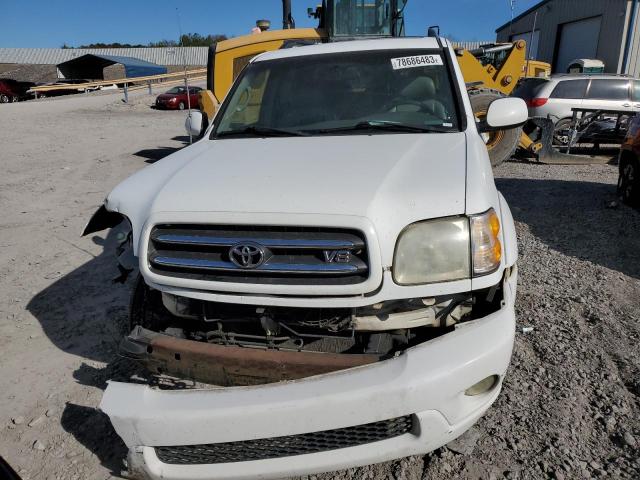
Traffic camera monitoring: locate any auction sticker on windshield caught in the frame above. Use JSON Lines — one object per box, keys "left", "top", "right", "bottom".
{"left": 391, "top": 54, "right": 443, "bottom": 70}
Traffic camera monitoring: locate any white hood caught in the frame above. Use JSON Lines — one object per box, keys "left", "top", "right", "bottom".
{"left": 106, "top": 133, "right": 468, "bottom": 263}
{"left": 150, "top": 134, "right": 466, "bottom": 222}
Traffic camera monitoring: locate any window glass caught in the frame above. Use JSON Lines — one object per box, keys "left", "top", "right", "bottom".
{"left": 217, "top": 68, "right": 270, "bottom": 130}
{"left": 333, "top": 0, "right": 393, "bottom": 36}
{"left": 586, "top": 80, "right": 630, "bottom": 100}
{"left": 213, "top": 49, "right": 460, "bottom": 138}
{"left": 513, "top": 78, "right": 548, "bottom": 100}
{"left": 550, "top": 80, "right": 588, "bottom": 99}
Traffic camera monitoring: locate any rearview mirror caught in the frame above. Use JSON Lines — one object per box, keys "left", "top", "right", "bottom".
{"left": 478, "top": 97, "right": 528, "bottom": 132}
{"left": 185, "top": 111, "right": 203, "bottom": 137}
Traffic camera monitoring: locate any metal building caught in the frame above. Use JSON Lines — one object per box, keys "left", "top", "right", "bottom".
{"left": 0, "top": 47, "right": 208, "bottom": 66}
{"left": 495, "top": 0, "right": 640, "bottom": 75}
{"left": 0, "top": 47, "right": 207, "bottom": 83}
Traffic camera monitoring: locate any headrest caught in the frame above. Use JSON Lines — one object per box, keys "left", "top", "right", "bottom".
{"left": 400, "top": 77, "right": 436, "bottom": 100}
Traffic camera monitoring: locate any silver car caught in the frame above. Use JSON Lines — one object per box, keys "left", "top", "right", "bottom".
{"left": 514, "top": 74, "right": 640, "bottom": 124}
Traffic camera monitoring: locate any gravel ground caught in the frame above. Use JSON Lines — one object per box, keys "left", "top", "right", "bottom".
{"left": 1, "top": 92, "right": 639, "bottom": 480}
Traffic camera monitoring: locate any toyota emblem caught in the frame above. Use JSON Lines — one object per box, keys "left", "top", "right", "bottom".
{"left": 229, "top": 242, "right": 266, "bottom": 269}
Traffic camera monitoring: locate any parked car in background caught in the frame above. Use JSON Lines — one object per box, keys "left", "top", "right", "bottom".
{"left": 0, "top": 79, "right": 35, "bottom": 103}
{"left": 618, "top": 114, "right": 640, "bottom": 207}
{"left": 514, "top": 74, "right": 640, "bottom": 121}
{"left": 514, "top": 74, "right": 640, "bottom": 145}
{"left": 155, "top": 85, "right": 202, "bottom": 110}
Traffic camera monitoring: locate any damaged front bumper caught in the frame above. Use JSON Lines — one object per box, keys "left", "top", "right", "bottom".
{"left": 120, "top": 326, "right": 380, "bottom": 386}
{"left": 100, "top": 267, "right": 517, "bottom": 480}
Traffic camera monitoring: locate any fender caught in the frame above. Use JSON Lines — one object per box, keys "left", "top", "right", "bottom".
{"left": 82, "top": 204, "right": 126, "bottom": 236}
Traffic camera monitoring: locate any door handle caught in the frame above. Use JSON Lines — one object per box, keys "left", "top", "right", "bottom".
{"left": 622, "top": 103, "right": 631, "bottom": 107}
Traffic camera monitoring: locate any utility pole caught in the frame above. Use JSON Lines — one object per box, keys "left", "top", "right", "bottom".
{"left": 176, "top": 8, "right": 193, "bottom": 144}
{"left": 508, "top": 0, "right": 516, "bottom": 35}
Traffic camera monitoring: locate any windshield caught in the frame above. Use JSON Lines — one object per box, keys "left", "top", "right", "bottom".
{"left": 212, "top": 49, "right": 461, "bottom": 138}
{"left": 166, "top": 87, "right": 184, "bottom": 94}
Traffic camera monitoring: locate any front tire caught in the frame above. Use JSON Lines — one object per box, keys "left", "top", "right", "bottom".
{"left": 0, "top": 94, "right": 10, "bottom": 103}
{"left": 468, "top": 88, "right": 521, "bottom": 168}
{"left": 178, "top": 101, "right": 186, "bottom": 110}
{"left": 129, "top": 275, "right": 172, "bottom": 331}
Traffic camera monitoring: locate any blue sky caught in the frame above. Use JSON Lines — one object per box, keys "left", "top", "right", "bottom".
{"left": 1, "top": 0, "right": 541, "bottom": 48}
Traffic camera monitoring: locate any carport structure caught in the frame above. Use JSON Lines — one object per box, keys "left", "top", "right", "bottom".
{"left": 56, "top": 54, "right": 167, "bottom": 80}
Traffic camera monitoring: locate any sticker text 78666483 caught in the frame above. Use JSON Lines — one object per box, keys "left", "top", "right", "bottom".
{"left": 390, "top": 54, "right": 443, "bottom": 70}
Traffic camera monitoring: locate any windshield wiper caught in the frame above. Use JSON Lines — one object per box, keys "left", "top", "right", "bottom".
{"left": 215, "top": 125, "right": 309, "bottom": 138}
{"left": 307, "top": 121, "right": 453, "bottom": 135}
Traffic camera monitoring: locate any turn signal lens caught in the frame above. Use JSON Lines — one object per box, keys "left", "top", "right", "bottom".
{"left": 470, "top": 209, "right": 502, "bottom": 276}
{"left": 465, "top": 375, "right": 499, "bottom": 396}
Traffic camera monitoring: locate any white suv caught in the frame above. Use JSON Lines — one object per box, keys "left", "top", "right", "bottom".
{"left": 515, "top": 74, "right": 640, "bottom": 122}
{"left": 86, "top": 38, "right": 526, "bottom": 480}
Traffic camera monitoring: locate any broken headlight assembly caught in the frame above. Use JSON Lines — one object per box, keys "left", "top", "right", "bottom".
{"left": 392, "top": 209, "right": 501, "bottom": 285}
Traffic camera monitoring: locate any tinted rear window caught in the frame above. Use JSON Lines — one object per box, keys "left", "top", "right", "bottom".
{"left": 513, "top": 78, "right": 548, "bottom": 99}
{"left": 550, "top": 80, "right": 589, "bottom": 99}
{"left": 586, "top": 80, "right": 630, "bottom": 100}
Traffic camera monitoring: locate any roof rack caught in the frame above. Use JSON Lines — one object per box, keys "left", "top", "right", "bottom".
{"left": 551, "top": 73, "right": 633, "bottom": 78}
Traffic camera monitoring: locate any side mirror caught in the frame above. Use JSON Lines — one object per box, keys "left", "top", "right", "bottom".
{"left": 478, "top": 97, "right": 528, "bottom": 132}
{"left": 185, "top": 111, "right": 203, "bottom": 137}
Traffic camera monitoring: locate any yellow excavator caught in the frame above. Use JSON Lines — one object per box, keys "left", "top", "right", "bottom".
{"left": 199, "top": 0, "right": 551, "bottom": 166}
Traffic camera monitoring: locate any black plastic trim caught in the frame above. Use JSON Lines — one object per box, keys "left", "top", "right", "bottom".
{"left": 81, "top": 205, "right": 126, "bottom": 236}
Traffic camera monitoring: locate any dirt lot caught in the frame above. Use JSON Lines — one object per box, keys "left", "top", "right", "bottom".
{"left": 1, "top": 92, "right": 639, "bottom": 480}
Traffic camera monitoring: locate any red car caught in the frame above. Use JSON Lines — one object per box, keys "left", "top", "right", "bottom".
{"left": 0, "top": 79, "right": 35, "bottom": 103}
{"left": 155, "top": 86, "right": 202, "bottom": 110}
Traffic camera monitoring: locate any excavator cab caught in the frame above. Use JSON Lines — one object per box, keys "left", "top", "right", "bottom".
{"left": 199, "top": 0, "right": 407, "bottom": 130}
{"left": 314, "top": 0, "right": 407, "bottom": 38}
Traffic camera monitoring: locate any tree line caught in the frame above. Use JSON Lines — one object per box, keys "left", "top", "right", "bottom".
{"left": 62, "top": 33, "right": 227, "bottom": 49}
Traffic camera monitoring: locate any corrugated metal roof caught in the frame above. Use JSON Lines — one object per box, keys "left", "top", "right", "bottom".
{"left": 0, "top": 47, "right": 208, "bottom": 66}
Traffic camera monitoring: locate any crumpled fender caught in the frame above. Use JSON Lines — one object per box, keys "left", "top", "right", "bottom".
{"left": 82, "top": 140, "right": 210, "bottom": 255}
{"left": 81, "top": 204, "right": 125, "bottom": 236}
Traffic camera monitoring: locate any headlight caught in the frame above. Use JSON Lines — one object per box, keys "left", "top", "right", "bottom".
{"left": 470, "top": 209, "right": 502, "bottom": 275}
{"left": 393, "top": 217, "right": 470, "bottom": 285}
{"left": 393, "top": 209, "right": 502, "bottom": 285}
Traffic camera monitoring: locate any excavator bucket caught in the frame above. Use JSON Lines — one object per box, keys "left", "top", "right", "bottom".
{"left": 526, "top": 117, "right": 612, "bottom": 165}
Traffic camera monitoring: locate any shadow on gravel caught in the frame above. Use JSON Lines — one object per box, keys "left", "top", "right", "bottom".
{"left": 27, "top": 227, "right": 130, "bottom": 365}
{"left": 27, "top": 226, "right": 139, "bottom": 474}
{"left": 497, "top": 177, "right": 640, "bottom": 279}
{"left": 133, "top": 146, "right": 182, "bottom": 163}
{"left": 61, "top": 403, "right": 127, "bottom": 477}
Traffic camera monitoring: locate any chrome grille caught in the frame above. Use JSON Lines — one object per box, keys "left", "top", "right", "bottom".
{"left": 155, "top": 416, "right": 413, "bottom": 464}
{"left": 148, "top": 225, "right": 369, "bottom": 285}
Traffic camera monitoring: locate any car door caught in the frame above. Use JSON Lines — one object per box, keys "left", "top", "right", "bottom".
{"left": 582, "top": 79, "right": 634, "bottom": 113}
{"left": 545, "top": 79, "right": 589, "bottom": 121}
{"left": 189, "top": 87, "right": 200, "bottom": 107}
